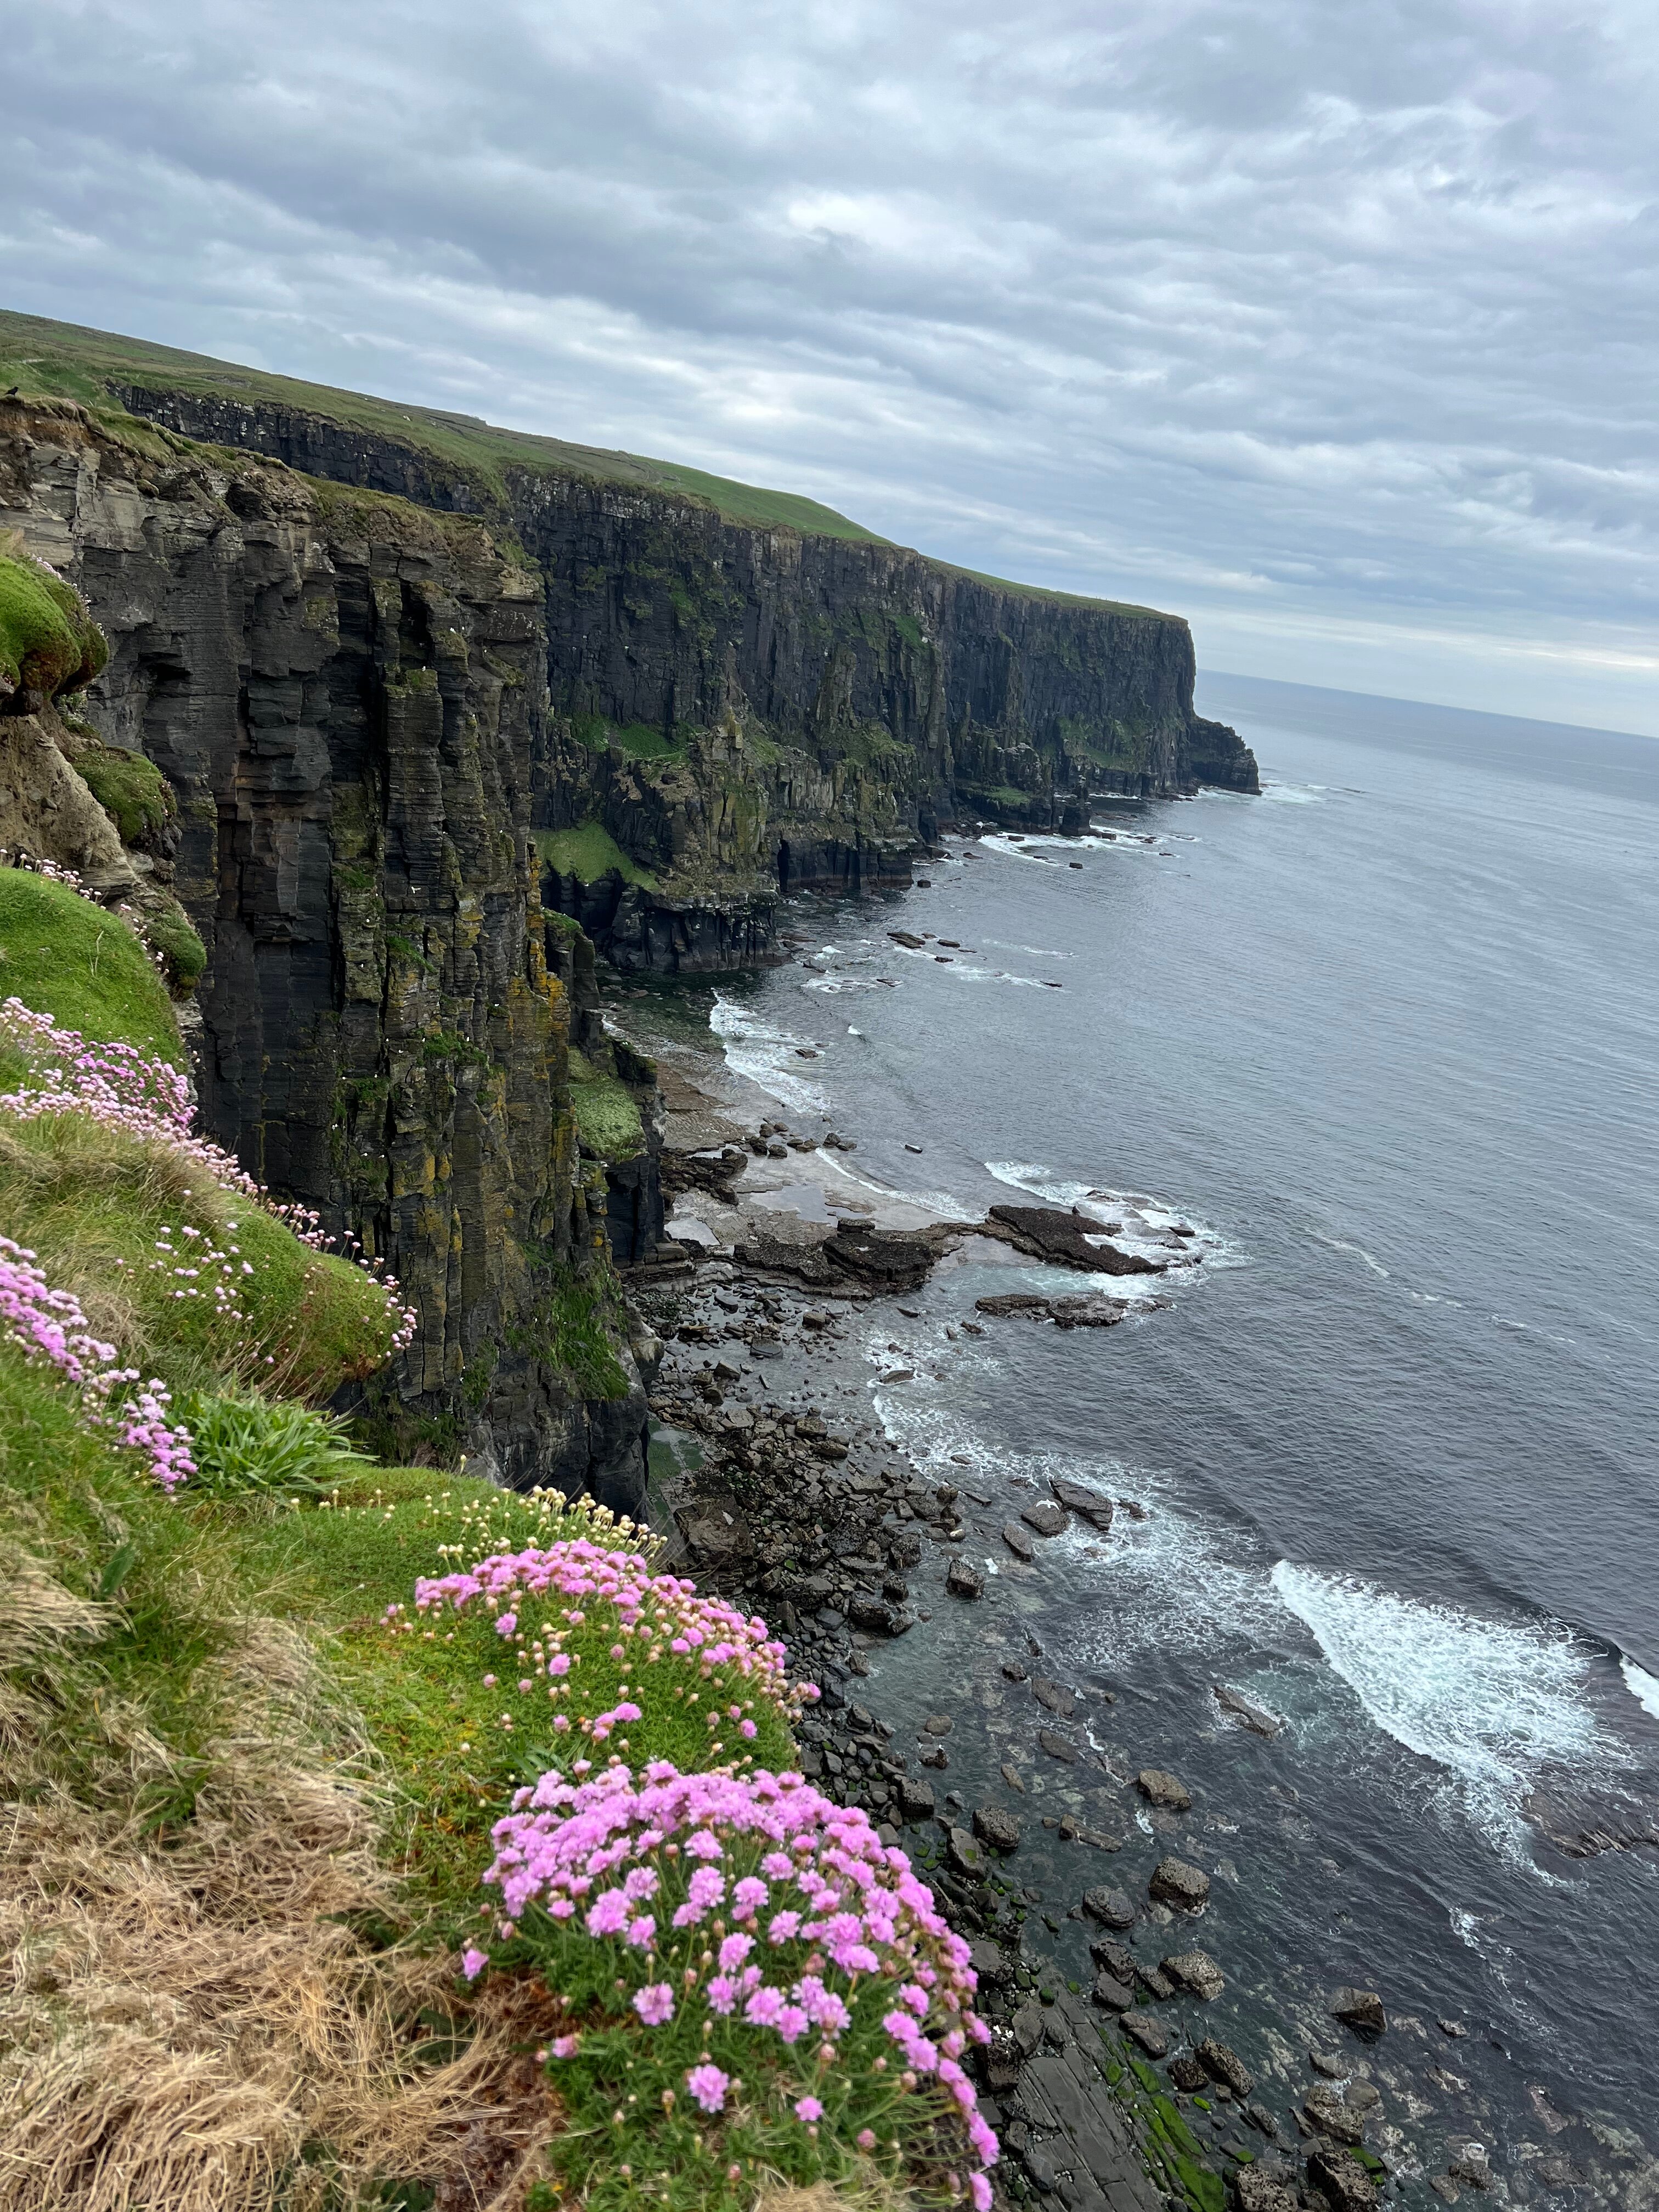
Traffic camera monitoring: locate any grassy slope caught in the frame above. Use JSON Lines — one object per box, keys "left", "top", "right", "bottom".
{"left": 0, "top": 308, "right": 1182, "bottom": 614}
{"left": 568, "top": 1047, "right": 646, "bottom": 1162}
{"left": 533, "top": 820, "right": 660, "bottom": 889}
{"left": 0, "top": 868, "right": 181, "bottom": 1063}
{"left": 0, "top": 309, "right": 883, "bottom": 544}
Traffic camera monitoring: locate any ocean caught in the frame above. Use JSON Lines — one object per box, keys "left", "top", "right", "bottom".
{"left": 639, "top": 673, "right": 1659, "bottom": 2197}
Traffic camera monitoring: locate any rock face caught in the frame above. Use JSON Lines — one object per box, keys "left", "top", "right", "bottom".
{"left": 94, "top": 363, "right": 1258, "bottom": 969}
{"left": 0, "top": 395, "right": 647, "bottom": 1502}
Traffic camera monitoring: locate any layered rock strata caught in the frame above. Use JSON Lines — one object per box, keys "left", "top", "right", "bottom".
{"left": 114, "top": 382, "right": 1260, "bottom": 969}
{"left": 0, "top": 395, "right": 647, "bottom": 1502}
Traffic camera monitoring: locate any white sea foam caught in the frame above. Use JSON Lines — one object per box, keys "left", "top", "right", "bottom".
{"left": 1270, "top": 1563, "right": 1628, "bottom": 1857}
{"left": 1260, "top": 780, "right": 1326, "bottom": 804}
{"left": 1620, "top": 1657, "right": 1659, "bottom": 1722}
{"left": 708, "top": 994, "right": 828, "bottom": 1112}
{"left": 1313, "top": 1232, "right": 1391, "bottom": 1279}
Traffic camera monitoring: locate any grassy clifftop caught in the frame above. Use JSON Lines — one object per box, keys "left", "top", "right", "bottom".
{"left": 0, "top": 308, "right": 887, "bottom": 544}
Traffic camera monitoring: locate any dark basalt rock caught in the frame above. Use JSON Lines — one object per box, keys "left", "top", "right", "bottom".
{"left": 1331, "top": 1986, "right": 1387, "bottom": 2039}
{"left": 985, "top": 1204, "right": 1167, "bottom": 1274}
{"left": 1149, "top": 1855, "right": 1211, "bottom": 1909}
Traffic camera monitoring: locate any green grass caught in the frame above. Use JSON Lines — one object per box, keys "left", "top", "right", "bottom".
{"left": 0, "top": 869, "right": 183, "bottom": 1063}
{"left": 0, "top": 550, "right": 108, "bottom": 700}
{"left": 509, "top": 1259, "right": 633, "bottom": 1402}
{"left": 0, "top": 1104, "right": 406, "bottom": 1403}
{"left": 0, "top": 310, "right": 885, "bottom": 544}
{"left": 568, "top": 1048, "right": 645, "bottom": 1161}
{"left": 72, "top": 742, "right": 174, "bottom": 847}
{"left": 532, "top": 821, "right": 659, "bottom": 890}
{"left": 571, "top": 714, "right": 686, "bottom": 761}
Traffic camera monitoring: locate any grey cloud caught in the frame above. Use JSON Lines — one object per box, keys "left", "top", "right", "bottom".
{"left": 3, "top": 0, "right": 1656, "bottom": 727}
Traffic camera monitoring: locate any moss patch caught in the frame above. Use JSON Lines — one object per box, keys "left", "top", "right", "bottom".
{"left": 0, "top": 552, "right": 108, "bottom": 701}
{"left": 74, "top": 742, "right": 175, "bottom": 848}
{"left": 532, "top": 821, "right": 659, "bottom": 890}
{"left": 568, "top": 1048, "right": 645, "bottom": 1161}
{"left": 509, "top": 1260, "right": 632, "bottom": 1402}
{"left": 0, "top": 870, "right": 182, "bottom": 1064}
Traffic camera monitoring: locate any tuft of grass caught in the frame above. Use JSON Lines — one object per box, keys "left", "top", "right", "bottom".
{"left": 571, "top": 714, "right": 686, "bottom": 761}
{"left": 0, "top": 871, "right": 182, "bottom": 1065}
{"left": 0, "top": 552, "right": 108, "bottom": 700}
{"left": 179, "top": 1389, "right": 375, "bottom": 1499}
{"left": 72, "top": 743, "right": 175, "bottom": 850}
{"left": 509, "top": 1260, "right": 633, "bottom": 1403}
{"left": 532, "top": 821, "right": 659, "bottom": 890}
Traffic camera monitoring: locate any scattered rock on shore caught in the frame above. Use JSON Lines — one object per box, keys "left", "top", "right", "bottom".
{"left": 1149, "top": 1855, "right": 1211, "bottom": 1909}
{"left": 1332, "top": 1985, "right": 1388, "bottom": 2038}
{"left": 973, "top": 1804, "right": 1022, "bottom": 1854}
{"left": 1161, "top": 1948, "right": 1226, "bottom": 1999}
{"left": 946, "top": 1558, "right": 984, "bottom": 1599}
{"left": 1136, "top": 1768, "right": 1193, "bottom": 1811}
{"left": 1082, "top": 1884, "right": 1137, "bottom": 1928}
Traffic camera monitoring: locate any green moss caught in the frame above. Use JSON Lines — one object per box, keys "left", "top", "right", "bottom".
{"left": 0, "top": 870, "right": 183, "bottom": 1063}
{"left": 532, "top": 821, "right": 659, "bottom": 890}
{"left": 74, "top": 743, "right": 175, "bottom": 848}
{"left": 138, "top": 901, "right": 207, "bottom": 990}
{"left": 0, "top": 552, "right": 108, "bottom": 700}
{"left": 568, "top": 1048, "right": 645, "bottom": 1161}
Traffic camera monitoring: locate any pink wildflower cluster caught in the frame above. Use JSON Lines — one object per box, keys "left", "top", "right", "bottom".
{"left": 393, "top": 1537, "right": 818, "bottom": 1750}
{"left": 475, "top": 1759, "right": 997, "bottom": 2194}
{"left": 0, "top": 1234, "right": 195, "bottom": 1490}
{"left": 0, "top": 998, "right": 417, "bottom": 1357}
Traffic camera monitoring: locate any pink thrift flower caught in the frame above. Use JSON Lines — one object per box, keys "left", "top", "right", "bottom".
{"left": 685, "top": 2063, "right": 730, "bottom": 2114}
{"left": 460, "top": 1948, "right": 488, "bottom": 1980}
{"left": 494, "top": 1612, "right": 517, "bottom": 1636}
{"left": 794, "top": 2095, "right": 824, "bottom": 2123}
{"left": 718, "top": 1933, "right": 754, "bottom": 1972}
{"left": 857, "top": 2129, "right": 877, "bottom": 2152}
{"left": 633, "top": 1983, "right": 674, "bottom": 2025}
{"left": 744, "top": 1985, "right": 785, "bottom": 2028}
{"left": 972, "top": 2177, "right": 994, "bottom": 2212}
{"left": 626, "top": 1915, "right": 656, "bottom": 1948}
{"left": 767, "top": 1910, "right": 801, "bottom": 1944}
{"left": 740, "top": 1718, "right": 758, "bottom": 1739}
{"left": 550, "top": 2034, "right": 580, "bottom": 2060}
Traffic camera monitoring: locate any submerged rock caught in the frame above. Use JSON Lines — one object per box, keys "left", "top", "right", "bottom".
{"left": 1136, "top": 1768, "right": 1193, "bottom": 1812}
{"left": 1332, "top": 1985, "right": 1387, "bottom": 2039}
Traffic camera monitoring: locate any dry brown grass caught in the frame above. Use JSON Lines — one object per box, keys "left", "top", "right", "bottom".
{"left": 0, "top": 1589, "right": 560, "bottom": 2212}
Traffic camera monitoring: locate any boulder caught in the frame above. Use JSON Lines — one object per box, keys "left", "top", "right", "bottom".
{"left": 1051, "top": 1476, "right": 1116, "bottom": 1529}
{"left": 1088, "top": 1936, "right": 1136, "bottom": 1983}
{"left": 1136, "top": 1768, "right": 1193, "bottom": 1812}
{"left": 1021, "top": 1499, "right": 1069, "bottom": 1538}
{"left": 1149, "top": 1856, "right": 1210, "bottom": 1910}
{"left": 1169, "top": 2055, "right": 1209, "bottom": 2092}
{"left": 946, "top": 1825, "right": 985, "bottom": 1876}
{"left": 1037, "top": 1728, "right": 1079, "bottom": 1763}
{"left": 847, "top": 1593, "right": 906, "bottom": 1635}
{"left": 895, "top": 1776, "right": 936, "bottom": 1822}
{"left": 946, "top": 1558, "right": 984, "bottom": 1599}
{"left": 923, "top": 1713, "right": 953, "bottom": 1736}
{"left": 1120, "top": 2011, "right": 1170, "bottom": 2058}
{"left": 1198, "top": 2038, "right": 1254, "bottom": 2097}
{"left": 1082, "top": 1885, "right": 1137, "bottom": 1929}
{"left": 1307, "top": 2149, "right": 1380, "bottom": 2212}
{"left": 1304, "top": 2084, "right": 1366, "bottom": 2145}
{"left": 1161, "top": 1950, "right": 1226, "bottom": 2000}
{"left": 1001, "top": 1521, "right": 1036, "bottom": 1561}
{"left": 1215, "top": 1681, "right": 1283, "bottom": 1736}
{"left": 1091, "top": 1970, "right": 1135, "bottom": 2012}
{"left": 1332, "top": 1987, "right": 1387, "bottom": 2039}
{"left": 1032, "top": 1677, "right": 1076, "bottom": 1718}
{"left": 972, "top": 1804, "right": 1023, "bottom": 1854}
{"left": 1234, "top": 2164, "right": 1301, "bottom": 2212}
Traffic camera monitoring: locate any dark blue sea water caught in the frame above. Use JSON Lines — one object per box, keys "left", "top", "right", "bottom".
{"left": 647, "top": 674, "right": 1659, "bottom": 2199}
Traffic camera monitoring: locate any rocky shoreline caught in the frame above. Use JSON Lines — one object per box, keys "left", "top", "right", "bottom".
{"left": 618, "top": 1062, "right": 1466, "bottom": 2212}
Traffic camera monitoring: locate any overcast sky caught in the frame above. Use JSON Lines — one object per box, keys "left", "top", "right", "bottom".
{"left": 4, "top": 0, "right": 1657, "bottom": 733}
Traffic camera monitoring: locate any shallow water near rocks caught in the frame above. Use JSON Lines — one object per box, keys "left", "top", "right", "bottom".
{"left": 627, "top": 677, "right": 1659, "bottom": 2201}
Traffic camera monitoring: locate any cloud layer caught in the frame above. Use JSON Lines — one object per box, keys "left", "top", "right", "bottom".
{"left": 4, "top": 0, "right": 1656, "bottom": 729}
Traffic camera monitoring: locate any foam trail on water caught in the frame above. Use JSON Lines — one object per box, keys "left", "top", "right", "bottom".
{"left": 709, "top": 994, "right": 828, "bottom": 1112}
{"left": 1271, "top": 1563, "right": 1628, "bottom": 1858}
{"left": 1621, "top": 1657, "right": 1659, "bottom": 1722}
